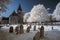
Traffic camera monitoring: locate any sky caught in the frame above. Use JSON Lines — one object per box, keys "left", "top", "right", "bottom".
{"left": 1, "top": 0, "right": 60, "bottom": 17}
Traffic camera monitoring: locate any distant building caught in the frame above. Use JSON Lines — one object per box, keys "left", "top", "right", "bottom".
{"left": 9, "top": 4, "right": 24, "bottom": 24}
{"left": 1, "top": 17, "right": 9, "bottom": 24}
{"left": 0, "top": 4, "right": 24, "bottom": 25}
{"left": 9, "top": 11, "right": 18, "bottom": 24}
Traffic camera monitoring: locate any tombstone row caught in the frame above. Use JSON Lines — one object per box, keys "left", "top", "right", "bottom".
{"left": 9, "top": 24, "right": 31, "bottom": 34}
{"left": 9, "top": 24, "right": 44, "bottom": 38}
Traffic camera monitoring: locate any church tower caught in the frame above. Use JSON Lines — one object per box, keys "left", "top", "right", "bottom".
{"left": 17, "top": 4, "right": 22, "bottom": 12}
{"left": 17, "top": 4, "right": 24, "bottom": 24}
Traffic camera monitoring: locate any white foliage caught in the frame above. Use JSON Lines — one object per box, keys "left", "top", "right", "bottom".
{"left": 24, "top": 12, "right": 30, "bottom": 22}
{"left": 53, "top": 2, "right": 60, "bottom": 21}
{"left": 24, "top": 4, "right": 50, "bottom": 23}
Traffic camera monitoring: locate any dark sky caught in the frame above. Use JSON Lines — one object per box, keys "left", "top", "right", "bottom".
{"left": 20, "top": 0, "right": 60, "bottom": 13}
{"left": 2, "top": 0, "right": 60, "bottom": 17}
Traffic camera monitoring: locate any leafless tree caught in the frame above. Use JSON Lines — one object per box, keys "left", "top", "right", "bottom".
{"left": 0, "top": 0, "right": 12, "bottom": 12}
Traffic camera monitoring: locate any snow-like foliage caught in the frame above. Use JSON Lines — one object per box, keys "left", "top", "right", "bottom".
{"left": 24, "top": 4, "right": 50, "bottom": 23}
{"left": 53, "top": 2, "right": 60, "bottom": 21}
{"left": 24, "top": 12, "right": 30, "bottom": 22}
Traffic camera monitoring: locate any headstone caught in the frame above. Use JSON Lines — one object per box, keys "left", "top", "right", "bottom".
{"left": 33, "top": 32, "right": 40, "bottom": 40}
{"left": 20, "top": 24, "right": 24, "bottom": 34}
{"left": 34, "top": 25, "right": 36, "bottom": 31}
{"left": 26, "top": 25, "right": 31, "bottom": 33}
{"left": 40, "top": 25, "right": 44, "bottom": 38}
{"left": 9, "top": 26, "right": 13, "bottom": 33}
{"left": 15, "top": 26, "right": 19, "bottom": 34}
{"left": 52, "top": 27, "right": 53, "bottom": 30}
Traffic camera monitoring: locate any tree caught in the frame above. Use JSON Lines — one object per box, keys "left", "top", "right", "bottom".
{"left": 27, "top": 4, "right": 50, "bottom": 23}
{"left": 0, "top": 0, "right": 12, "bottom": 27}
{"left": 0, "top": 0, "right": 12, "bottom": 12}
{"left": 53, "top": 2, "right": 60, "bottom": 21}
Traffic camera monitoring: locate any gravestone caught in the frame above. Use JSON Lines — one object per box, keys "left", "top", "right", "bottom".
{"left": 20, "top": 24, "right": 24, "bottom": 34}
{"left": 15, "top": 26, "right": 19, "bottom": 34}
{"left": 34, "top": 25, "right": 36, "bottom": 31}
{"left": 40, "top": 25, "right": 44, "bottom": 38}
{"left": 26, "top": 25, "right": 31, "bottom": 33}
{"left": 33, "top": 32, "right": 40, "bottom": 40}
{"left": 52, "top": 27, "right": 53, "bottom": 30}
{"left": 9, "top": 26, "right": 13, "bottom": 33}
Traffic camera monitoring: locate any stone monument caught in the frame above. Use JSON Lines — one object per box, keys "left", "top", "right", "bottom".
{"left": 40, "top": 25, "right": 44, "bottom": 38}
{"left": 34, "top": 25, "right": 36, "bottom": 31}
{"left": 15, "top": 26, "right": 19, "bottom": 34}
{"left": 9, "top": 26, "right": 13, "bottom": 33}
{"left": 26, "top": 25, "right": 31, "bottom": 33}
{"left": 20, "top": 24, "right": 24, "bottom": 34}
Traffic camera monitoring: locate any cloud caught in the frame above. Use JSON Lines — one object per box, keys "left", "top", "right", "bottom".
{"left": 24, "top": 4, "right": 50, "bottom": 23}
{"left": 53, "top": 2, "right": 60, "bottom": 21}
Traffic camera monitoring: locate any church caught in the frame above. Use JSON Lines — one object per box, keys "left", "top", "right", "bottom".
{"left": 0, "top": 4, "right": 24, "bottom": 25}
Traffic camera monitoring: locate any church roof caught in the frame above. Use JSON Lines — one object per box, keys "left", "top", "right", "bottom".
{"left": 10, "top": 11, "right": 18, "bottom": 17}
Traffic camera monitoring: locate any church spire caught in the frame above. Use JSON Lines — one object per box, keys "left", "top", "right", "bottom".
{"left": 17, "top": 4, "right": 22, "bottom": 12}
